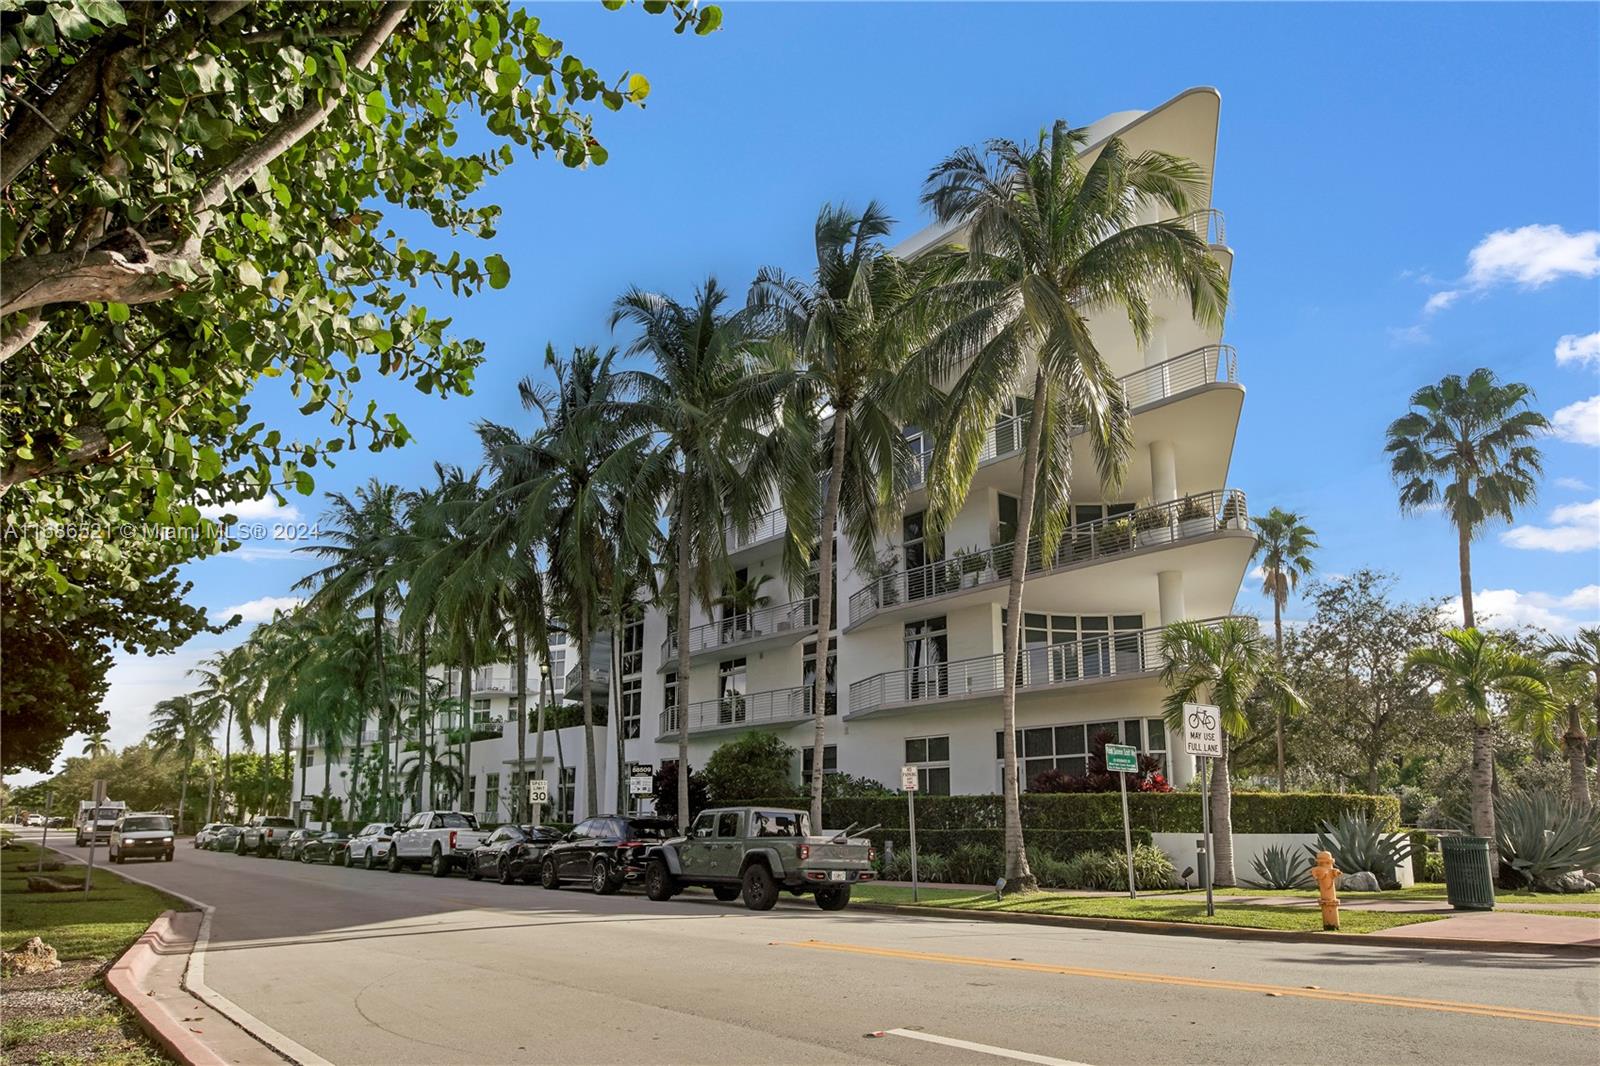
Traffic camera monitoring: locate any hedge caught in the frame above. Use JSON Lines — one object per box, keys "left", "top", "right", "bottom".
{"left": 871, "top": 827, "right": 1150, "bottom": 862}
{"left": 745, "top": 791, "right": 1400, "bottom": 835}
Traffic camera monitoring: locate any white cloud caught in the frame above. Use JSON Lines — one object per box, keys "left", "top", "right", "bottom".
{"left": 1463, "top": 225, "right": 1600, "bottom": 289}
{"left": 1442, "top": 584, "right": 1600, "bottom": 634}
{"left": 1247, "top": 565, "right": 1266, "bottom": 582}
{"left": 1555, "top": 476, "right": 1592, "bottom": 491}
{"left": 1555, "top": 331, "right": 1600, "bottom": 369}
{"left": 1502, "top": 498, "right": 1600, "bottom": 553}
{"left": 198, "top": 498, "right": 302, "bottom": 522}
{"left": 217, "top": 594, "right": 303, "bottom": 623}
{"left": 1388, "top": 324, "right": 1431, "bottom": 346}
{"left": 1551, "top": 394, "right": 1600, "bottom": 446}
{"left": 1422, "top": 290, "right": 1460, "bottom": 315}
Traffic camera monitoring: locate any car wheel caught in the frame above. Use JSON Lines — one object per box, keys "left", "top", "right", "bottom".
{"left": 815, "top": 886, "right": 851, "bottom": 911}
{"left": 235, "top": 838, "right": 245, "bottom": 855}
{"left": 429, "top": 847, "right": 450, "bottom": 878}
{"left": 164, "top": 851, "right": 175, "bottom": 863}
{"left": 712, "top": 885, "right": 741, "bottom": 902}
{"left": 741, "top": 863, "right": 778, "bottom": 911}
{"left": 645, "top": 859, "right": 678, "bottom": 902}
{"left": 299, "top": 849, "right": 311, "bottom": 864}
{"left": 498, "top": 859, "right": 514, "bottom": 886}
{"left": 540, "top": 857, "right": 561, "bottom": 890}
{"left": 467, "top": 857, "right": 482, "bottom": 882}
{"left": 590, "top": 858, "right": 619, "bottom": 895}
{"left": 387, "top": 848, "right": 402, "bottom": 873}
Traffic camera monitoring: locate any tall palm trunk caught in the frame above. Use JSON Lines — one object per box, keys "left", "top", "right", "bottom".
{"left": 996, "top": 368, "right": 1048, "bottom": 892}
{"left": 1273, "top": 593, "right": 1285, "bottom": 791}
{"left": 320, "top": 733, "right": 333, "bottom": 826}
{"left": 808, "top": 413, "right": 848, "bottom": 830}
{"left": 612, "top": 619, "right": 626, "bottom": 813}
{"left": 205, "top": 763, "right": 216, "bottom": 823}
{"left": 459, "top": 645, "right": 474, "bottom": 813}
{"left": 1591, "top": 664, "right": 1599, "bottom": 798}
{"left": 1211, "top": 730, "right": 1236, "bottom": 887}
{"left": 221, "top": 705, "right": 233, "bottom": 818}
{"left": 515, "top": 621, "right": 529, "bottom": 823}
{"left": 1564, "top": 701, "right": 1591, "bottom": 809}
{"left": 674, "top": 472, "right": 694, "bottom": 831}
{"left": 176, "top": 751, "right": 190, "bottom": 835}
{"left": 298, "top": 725, "right": 309, "bottom": 826}
{"left": 1470, "top": 724, "right": 1495, "bottom": 846}
{"left": 261, "top": 713, "right": 273, "bottom": 815}
{"left": 578, "top": 601, "right": 598, "bottom": 819}
{"left": 1457, "top": 523, "right": 1474, "bottom": 629}
{"left": 373, "top": 603, "right": 393, "bottom": 820}
{"left": 416, "top": 627, "right": 430, "bottom": 811}
{"left": 535, "top": 633, "right": 551, "bottom": 821}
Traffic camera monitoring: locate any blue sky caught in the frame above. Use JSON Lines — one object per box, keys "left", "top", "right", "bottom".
{"left": 36, "top": 2, "right": 1599, "bottom": 781}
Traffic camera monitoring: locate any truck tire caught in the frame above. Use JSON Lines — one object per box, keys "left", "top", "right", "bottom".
{"left": 645, "top": 859, "right": 678, "bottom": 901}
{"left": 712, "top": 885, "right": 740, "bottom": 902}
{"left": 741, "top": 863, "right": 778, "bottom": 911}
{"left": 815, "top": 886, "right": 851, "bottom": 911}
{"left": 590, "top": 858, "right": 619, "bottom": 895}
{"left": 430, "top": 846, "right": 450, "bottom": 878}
{"left": 540, "top": 857, "right": 561, "bottom": 890}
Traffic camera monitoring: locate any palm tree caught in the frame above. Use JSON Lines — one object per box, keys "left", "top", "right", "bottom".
{"left": 190, "top": 645, "right": 247, "bottom": 818}
{"left": 297, "top": 480, "right": 405, "bottom": 817}
{"left": 919, "top": 122, "right": 1229, "bottom": 889}
{"left": 748, "top": 202, "right": 934, "bottom": 829}
{"left": 146, "top": 695, "right": 219, "bottom": 833}
{"left": 612, "top": 283, "right": 772, "bottom": 829}
{"left": 1159, "top": 618, "right": 1300, "bottom": 887}
{"left": 1544, "top": 628, "right": 1600, "bottom": 803}
{"left": 1250, "top": 507, "right": 1318, "bottom": 790}
{"left": 1385, "top": 369, "right": 1548, "bottom": 627}
{"left": 1405, "top": 628, "right": 1551, "bottom": 845}
{"left": 82, "top": 732, "right": 111, "bottom": 759}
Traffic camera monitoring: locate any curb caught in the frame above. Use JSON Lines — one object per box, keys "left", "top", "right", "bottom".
{"left": 849, "top": 901, "right": 1600, "bottom": 957}
{"left": 105, "top": 911, "right": 228, "bottom": 1066}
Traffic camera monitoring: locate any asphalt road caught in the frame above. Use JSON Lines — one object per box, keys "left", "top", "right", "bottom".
{"left": 34, "top": 832, "right": 1600, "bottom": 1066}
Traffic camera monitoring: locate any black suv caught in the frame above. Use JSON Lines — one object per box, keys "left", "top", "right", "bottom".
{"left": 539, "top": 815, "right": 675, "bottom": 894}
{"left": 468, "top": 824, "right": 563, "bottom": 885}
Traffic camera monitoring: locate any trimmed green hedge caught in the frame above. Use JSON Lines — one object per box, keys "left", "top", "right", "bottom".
{"left": 871, "top": 827, "right": 1150, "bottom": 862}
{"left": 748, "top": 792, "right": 1400, "bottom": 835}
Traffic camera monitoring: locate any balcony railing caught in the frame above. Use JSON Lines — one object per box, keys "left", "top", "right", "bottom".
{"left": 657, "top": 684, "right": 820, "bottom": 737}
{"left": 662, "top": 599, "right": 817, "bottom": 661}
{"left": 850, "top": 489, "right": 1248, "bottom": 625}
{"left": 724, "top": 506, "right": 790, "bottom": 554}
{"left": 903, "top": 345, "right": 1238, "bottom": 490}
{"left": 564, "top": 660, "right": 611, "bottom": 694}
{"left": 1184, "top": 207, "right": 1226, "bottom": 246}
{"left": 849, "top": 615, "right": 1244, "bottom": 716}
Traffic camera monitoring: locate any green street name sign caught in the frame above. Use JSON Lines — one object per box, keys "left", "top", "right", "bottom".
{"left": 1104, "top": 743, "right": 1139, "bottom": 773}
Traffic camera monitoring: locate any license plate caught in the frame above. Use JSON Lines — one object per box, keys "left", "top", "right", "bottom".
{"left": 830, "top": 870, "right": 847, "bottom": 881}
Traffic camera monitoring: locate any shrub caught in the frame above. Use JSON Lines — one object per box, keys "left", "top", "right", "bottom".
{"left": 1129, "top": 843, "right": 1177, "bottom": 889}
{"left": 1029, "top": 733, "right": 1174, "bottom": 795}
{"left": 1061, "top": 850, "right": 1125, "bottom": 891}
{"left": 1494, "top": 791, "right": 1600, "bottom": 889}
{"left": 1422, "top": 851, "right": 1445, "bottom": 883}
{"left": 822, "top": 773, "right": 893, "bottom": 799}
{"left": 1305, "top": 813, "right": 1411, "bottom": 889}
{"left": 1030, "top": 852, "right": 1074, "bottom": 889}
{"left": 702, "top": 733, "right": 796, "bottom": 805}
{"left": 652, "top": 760, "right": 709, "bottom": 822}
{"left": 1055, "top": 847, "right": 1171, "bottom": 891}
{"left": 915, "top": 853, "right": 951, "bottom": 883}
{"left": 1246, "top": 843, "right": 1312, "bottom": 889}
{"left": 870, "top": 828, "right": 1147, "bottom": 863}
{"left": 945, "top": 843, "right": 1004, "bottom": 884}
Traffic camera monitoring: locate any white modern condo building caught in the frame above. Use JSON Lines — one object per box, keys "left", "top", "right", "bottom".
{"left": 302, "top": 87, "right": 1251, "bottom": 824}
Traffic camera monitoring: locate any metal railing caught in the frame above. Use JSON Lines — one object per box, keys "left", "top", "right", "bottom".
{"left": 724, "top": 505, "right": 790, "bottom": 554}
{"left": 1184, "top": 207, "right": 1226, "bottom": 246}
{"left": 849, "top": 615, "right": 1244, "bottom": 715}
{"left": 657, "top": 684, "right": 821, "bottom": 737}
{"left": 850, "top": 488, "right": 1248, "bottom": 624}
{"left": 662, "top": 599, "right": 817, "bottom": 660}
{"left": 902, "top": 345, "right": 1238, "bottom": 490}
{"left": 563, "top": 660, "right": 611, "bottom": 693}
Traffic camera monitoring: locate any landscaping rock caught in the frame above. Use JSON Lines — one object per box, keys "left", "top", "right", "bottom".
{"left": 1534, "top": 870, "right": 1595, "bottom": 894}
{"left": 25, "top": 875, "right": 78, "bottom": 893}
{"left": 1584, "top": 870, "right": 1600, "bottom": 890}
{"left": 1336, "top": 871, "right": 1382, "bottom": 892}
{"left": 1, "top": 938, "right": 60, "bottom": 976}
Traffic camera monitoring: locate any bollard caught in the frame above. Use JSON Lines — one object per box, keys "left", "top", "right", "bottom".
{"left": 1309, "top": 850, "right": 1341, "bottom": 931}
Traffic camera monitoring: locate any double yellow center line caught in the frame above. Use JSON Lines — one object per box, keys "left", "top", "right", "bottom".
{"left": 774, "top": 939, "right": 1600, "bottom": 1029}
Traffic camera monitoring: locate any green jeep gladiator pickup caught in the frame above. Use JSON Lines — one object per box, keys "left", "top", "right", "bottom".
{"left": 643, "top": 806, "right": 876, "bottom": 911}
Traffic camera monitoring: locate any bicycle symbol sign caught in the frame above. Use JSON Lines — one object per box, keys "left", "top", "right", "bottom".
{"left": 1183, "top": 702, "right": 1223, "bottom": 758}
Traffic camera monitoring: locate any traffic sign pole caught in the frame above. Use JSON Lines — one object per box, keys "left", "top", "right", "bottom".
{"left": 38, "top": 789, "right": 52, "bottom": 873}
{"left": 1183, "top": 704, "right": 1221, "bottom": 917}
{"left": 900, "top": 765, "right": 919, "bottom": 903}
{"left": 84, "top": 778, "right": 106, "bottom": 897}
{"left": 1104, "top": 744, "right": 1139, "bottom": 899}
{"left": 1199, "top": 757, "right": 1213, "bottom": 915}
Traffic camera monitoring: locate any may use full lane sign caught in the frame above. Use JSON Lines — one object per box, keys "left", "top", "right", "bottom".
{"left": 1183, "top": 702, "right": 1223, "bottom": 758}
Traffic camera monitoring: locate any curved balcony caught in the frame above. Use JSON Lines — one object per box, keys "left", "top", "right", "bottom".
{"left": 656, "top": 684, "right": 821, "bottom": 741}
{"left": 903, "top": 345, "right": 1238, "bottom": 490}
{"left": 849, "top": 489, "right": 1250, "bottom": 628}
{"left": 1184, "top": 207, "right": 1227, "bottom": 247}
{"left": 661, "top": 599, "right": 817, "bottom": 670}
{"left": 848, "top": 615, "right": 1245, "bottom": 718}
{"left": 563, "top": 659, "right": 610, "bottom": 702}
{"left": 724, "top": 505, "right": 789, "bottom": 556}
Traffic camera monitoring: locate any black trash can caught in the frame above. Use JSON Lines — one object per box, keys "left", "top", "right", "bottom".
{"left": 1440, "top": 835, "right": 1495, "bottom": 911}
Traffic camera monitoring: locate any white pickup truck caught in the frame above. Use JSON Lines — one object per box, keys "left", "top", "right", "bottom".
{"left": 387, "top": 810, "right": 488, "bottom": 877}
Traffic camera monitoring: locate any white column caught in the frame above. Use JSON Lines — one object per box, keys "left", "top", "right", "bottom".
{"left": 1149, "top": 440, "right": 1178, "bottom": 504}
{"left": 1157, "top": 569, "right": 1196, "bottom": 787}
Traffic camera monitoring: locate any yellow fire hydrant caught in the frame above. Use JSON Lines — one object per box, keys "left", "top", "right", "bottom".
{"left": 1309, "top": 850, "right": 1341, "bottom": 931}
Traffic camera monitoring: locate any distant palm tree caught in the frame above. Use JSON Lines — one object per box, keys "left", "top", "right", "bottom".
{"left": 1406, "top": 628, "right": 1551, "bottom": 845}
{"left": 82, "top": 732, "right": 111, "bottom": 759}
{"left": 1385, "top": 369, "right": 1547, "bottom": 627}
{"left": 190, "top": 645, "right": 247, "bottom": 818}
{"left": 1160, "top": 618, "right": 1300, "bottom": 887}
{"left": 1544, "top": 627, "right": 1600, "bottom": 801}
{"left": 146, "top": 695, "right": 220, "bottom": 832}
{"left": 1250, "top": 507, "right": 1318, "bottom": 790}
{"left": 919, "top": 122, "right": 1229, "bottom": 890}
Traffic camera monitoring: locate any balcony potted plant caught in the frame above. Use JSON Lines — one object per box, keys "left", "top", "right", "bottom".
{"left": 866, "top": 552, "right": 901, "bottom": 609}
{"left": 1133, "top": 500, "right": 1174, "bottom": 548}
{"left": 1098, "top": 516, "right": 1135, "bottom": 555}
{"left": 1178, "top": 494, "right": 1216, "bottom": 539}
{"left": 954, "top": 547, "right": 989, "bottom": 589}
{"left": 1220, "top": 492, "right": 1248, "bottom": 530}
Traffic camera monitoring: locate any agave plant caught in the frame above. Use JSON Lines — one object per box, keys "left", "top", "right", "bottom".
{"left": 1247, "top": 843, "right": 1312, "bottom": 889}
{"left": 1494, "top": 791, "right": 1600, "bottom": 889}
{"left": 1304, "top": 812, "right": 1410, "bottom": 889}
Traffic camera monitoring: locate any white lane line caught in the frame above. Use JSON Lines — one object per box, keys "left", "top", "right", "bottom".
{"left": 879, "top": 1028, "right": 1095, "bottom": 1066}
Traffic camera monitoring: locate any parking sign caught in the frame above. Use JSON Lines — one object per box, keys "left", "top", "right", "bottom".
{"left": 900, "top": 765, "right": 919, "bottom": 792}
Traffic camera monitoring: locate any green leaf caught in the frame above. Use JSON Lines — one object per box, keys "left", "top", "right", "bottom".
{"left": 627, "top": 73, "right": 650, "bottom": 101}
{"left": 484, "top": 254, "right": 510, "bottom": 290}
{"left": 696, "top": 7, "right": 724, "bottom": 35}
{"left": 107, "top": 302, "right": 129, "bottom": 323}
{"left": 237, "top": 261, "right": 263, "bottom": 289}
{"left": 294, "top": 470, "right": 315, "bottom": 496}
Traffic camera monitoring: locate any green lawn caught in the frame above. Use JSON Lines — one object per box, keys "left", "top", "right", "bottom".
{"left": 1, "top": 841, "right": 188, "bottom": 960}
{"left": 852, "top": 885, "right": 1443, "bottom": 934}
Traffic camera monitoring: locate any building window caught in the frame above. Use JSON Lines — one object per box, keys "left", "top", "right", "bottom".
{"left": 662, "top": 671, "right": 678, "bottom": 734}
{"left": 801, "top": 744, "right": 837, "bottom": 777}
{"left": 1004, "top": 611, "right": 1147, "bottom": 681}
{"left": 997, "top": 493, "right": 1019, "bottom": 547}
{"left": 994, "top": 395, "right": 1032, "bottom": 456}
{"left": 621, "top": 614, "right": 644, "bottom": 677}
{"left": 802, "top": 638, "right": 837, "bottom": 716}
{"left": 904, "top": 735, "right": 951, "bottom": 795}
{"left": 997, "top": 718, "right": 1170, "bottom": 788}
{"left": 902, "top": 511, "right": 941, "bottom": 600}
{"left": 805, "top": 547, "right": 838, "bottom": 631}
{"left": 545, "top": 648, "right": 566, "bottom": 691}
{"left": 484, "top": 773, "right": 500, "bottom": 818}
{"left": 904, "top": 617, "right": 948, "bottom": 700}
{"left": 471, "top": 697, "right": 493, "bottom": 725}
{"left": 465, "top": 775, "right": 476, "bottom": 812}
{"left": 555, "top": 767, "right": 576, "bottom": 823}
{"left": 621, "top": 677, "right": 641, "bottom": 740}
{"left": 301, "top": 751, "right": 314, "bottom": 769}
{"left": 718, "top": 658, "right": 747, "bottom": 724}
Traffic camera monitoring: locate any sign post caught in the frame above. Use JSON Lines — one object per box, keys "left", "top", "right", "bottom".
{"left": 1183, "top": 703, "right": 1223, "bottom": 917}
{"left": 900, "top": 764, "right": 920, "bottom": 903}
{"left": 84, "top": 778, "right": 106, "bottom": 897}
{"left": 1104, "top": 743, "right": 1140, "bottom": 899}
{"left": 37, "top": 788, "right": 52, "bottom": 873}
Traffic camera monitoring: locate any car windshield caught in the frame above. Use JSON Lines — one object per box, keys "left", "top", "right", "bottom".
{"left": 263, "top": 818, "right": 296, "bottom": 828}
{"left": 752, "top": 811, "right": 809, "bottom": 837}
{"left": 439, "top": 813, "right": 478, "bottom": 829}
{"left": 90, "top": 808, "right": 121, "bottom": 820}
{"left": 122, "top": 817, "right": 171, "bottom": 832}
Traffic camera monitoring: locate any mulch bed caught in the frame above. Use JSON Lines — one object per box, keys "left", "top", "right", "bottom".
{"left": 0, "top": 958, "right": 170, "bottom": 1065}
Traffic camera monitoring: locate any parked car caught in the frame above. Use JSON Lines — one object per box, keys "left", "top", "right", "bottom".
{"left": 644, "top": 806, "right": 875, "bottom": 911}
{"left": 25, "top": 814, "right": 44, "bottom": 827}
{"left": 467, "top": 824, "right": 563, "bottom": 885}
{"left": 211, "top": 825, "right": 243, "bottom": 852}
{"left": 389, "top": 810, "right": 490, "bottom": 877}
{"left": 237, "top": 815, "right": 299, "bottom": 857}
{"left": 539, "top": 815, "right": 676, "bottom": 894}
{"left": 109, "top": 813, "right": 176, "bottom": 864}
{"left": 275, "top": 828, "right": 319, "bottom": 862}
{"left": 298, "top": 830, "right": 352, "bottom": 865}
{"left": 347, "top": 823, "right": 399, "bottom": 869}
{"left": 194, "top": 823, "right": 232, "bottom": 849}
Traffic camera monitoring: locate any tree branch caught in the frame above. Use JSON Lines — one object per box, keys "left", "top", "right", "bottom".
{"left": 0, "top": 315, "right": 47, "bottom": 365}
